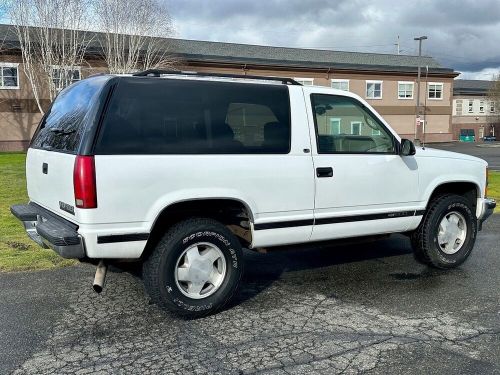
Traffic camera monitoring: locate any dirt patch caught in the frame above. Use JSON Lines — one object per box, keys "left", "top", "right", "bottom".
{"left": 6, "top": 241, "right": 30, "bottom": 251}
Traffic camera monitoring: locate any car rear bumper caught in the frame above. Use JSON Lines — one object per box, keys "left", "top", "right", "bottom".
{"left": 478, "top": 198, "right": 496, "bottom": 231}
{"left": 10, "top": 203, "right": 86, "bottom": 259}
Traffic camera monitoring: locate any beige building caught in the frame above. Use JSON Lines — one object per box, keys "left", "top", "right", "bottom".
{"left": 452, "top": 80, "right": 500, "bottom": 140}
{"left": 0, "top": 24, "right": 458, "bottom": 151}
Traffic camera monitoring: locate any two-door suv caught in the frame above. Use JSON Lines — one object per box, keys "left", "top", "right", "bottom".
{"left": 11, "top": 70, "right": 496, "bottom": 317}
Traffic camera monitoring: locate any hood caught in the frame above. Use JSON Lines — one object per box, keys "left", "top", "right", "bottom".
{"left": 415, "top": 147, "right": 488, "bottom": 166}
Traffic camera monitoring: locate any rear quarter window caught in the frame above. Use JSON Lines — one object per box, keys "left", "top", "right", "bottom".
{"left": 31, "top": 75, "right": 111, "bottom": 153}
{"left": 94, "top": 78, "right": 291, "bottom": 154}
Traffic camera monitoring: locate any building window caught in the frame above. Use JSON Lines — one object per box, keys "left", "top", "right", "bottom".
{"left": 366, "top": 81, "right": 382, "bottom": 99}
{"left": 294, "top": 77, "right": 314, "bottom": 86}
{"left": 372, "top": 128, "right": 381, "bottom": 136}
{"left": 329, "top": 118, "right": 341, "bottom": 135}
{"left": 479, "top": 100, "right": 485, "bottom": 113}
{"left": 455, "top": 100, "right": 463, "bottom": 115}
{"left": 468, "top": 100, "right": 474, "bottom": 113}
{"left": 398, "top": 81, "right": 414, "bottom": 99}
{"left": 331, "top": 79, "right": 349, "bottom": 91}
{"left": 428, "top": 82, "right": 443, "bottom": 100}
{"left": 491, "top": 101, "right": 496, "bottom": 113}
{"left": 51, "top": 66, "right": 81, "bottom": 91}
{"left": 351, "top": 121, "right": 362, "bottom": 135}
{"left": 0, "top": 63, "right": 19, "bottom": 89}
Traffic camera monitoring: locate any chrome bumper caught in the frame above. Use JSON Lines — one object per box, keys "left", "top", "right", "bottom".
{"left": 478, "top": 198, "right": 496, "bottom": 231}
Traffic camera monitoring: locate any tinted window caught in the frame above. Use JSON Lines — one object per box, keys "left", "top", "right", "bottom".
{"left": 311, "top": 94, "right": 395, "bottom": 154}
{"left": 94, "top": 78, "right": 291, "bottom": 154}
{"left": 31, "top": 76, "right": 110, "bottom": 153}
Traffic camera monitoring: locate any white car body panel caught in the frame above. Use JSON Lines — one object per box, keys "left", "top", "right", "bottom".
{"left": 26, "top": 148, "right": 77, "bottom": 221}
{"left": 24, "top": 79, "right": 489, "bottom": 259}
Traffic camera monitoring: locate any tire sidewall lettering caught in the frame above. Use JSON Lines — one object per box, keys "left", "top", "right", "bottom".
{"left": 181, "top": 231, "right": 238, "bottom": 269}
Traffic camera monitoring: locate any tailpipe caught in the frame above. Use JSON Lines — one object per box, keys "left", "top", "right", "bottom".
{"left": 93, "top": 260, "right": 107, "bottom": 294}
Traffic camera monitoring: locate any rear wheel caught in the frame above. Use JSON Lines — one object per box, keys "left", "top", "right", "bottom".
{"left": 143, "top": 218, "right": 243, "bottom": 318}
{"left": 411, "top": 194, "right": 477, "bottom": 269}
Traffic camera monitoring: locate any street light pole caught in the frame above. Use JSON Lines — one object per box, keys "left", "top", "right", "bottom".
{"left": 414, "top": 35, "right": 428, "bottom": 142}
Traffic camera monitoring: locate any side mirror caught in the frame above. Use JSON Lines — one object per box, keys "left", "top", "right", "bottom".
{"left": 400, "top": 138, "right": 416, "bottom": 156}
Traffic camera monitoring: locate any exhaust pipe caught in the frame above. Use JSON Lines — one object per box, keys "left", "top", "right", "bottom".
{"left": 93, "top": 260, "right": 107, "bottom": 293}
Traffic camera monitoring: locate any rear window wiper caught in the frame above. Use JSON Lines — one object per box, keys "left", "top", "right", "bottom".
{"left": 49, "top": 128, "right": 76, "bottom": 135}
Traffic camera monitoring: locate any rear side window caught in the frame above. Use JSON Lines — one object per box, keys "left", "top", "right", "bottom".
{"left": 94, "top": 78, "right": 291, "bottom": 154}
{"left": 31, "top": 76, "right": 110, "bottom": 153}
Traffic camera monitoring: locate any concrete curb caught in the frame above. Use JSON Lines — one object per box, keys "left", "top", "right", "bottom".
{"left": 476, "top": 143, "right": 500, "bottom": 148}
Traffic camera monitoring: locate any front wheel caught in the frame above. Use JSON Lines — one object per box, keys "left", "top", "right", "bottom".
{"left": 411, "top": 194, "right": 477, "bottom": 269}
{"left": 143, "top": 218, "right": 244, "bottom": 318}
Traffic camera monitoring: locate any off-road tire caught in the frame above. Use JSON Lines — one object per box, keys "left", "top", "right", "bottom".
{"left": 143, "top": 218, "right": 244, "bottom": 318}
{"left": 411, "top": 194, "right": 477, "bottom": 269}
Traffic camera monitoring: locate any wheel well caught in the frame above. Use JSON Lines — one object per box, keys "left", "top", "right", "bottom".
{"left": 428, "top": 182, "right": 479, "bottom": 211}
{"left": 143, "top": 199, "right": 252, "bottom": 259}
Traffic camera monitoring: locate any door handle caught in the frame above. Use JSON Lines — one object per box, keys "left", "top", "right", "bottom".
{"left": 316, "top": 167, "right": 333, "bottom": 178}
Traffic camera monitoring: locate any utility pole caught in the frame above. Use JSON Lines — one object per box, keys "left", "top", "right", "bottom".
{"left": 414, "top": 35, "right": 428, "bottom": 142}
{"left": 422, "top": 65, "right": 429, "bottom": 147}
{"left": 395, "top": 35, "right": 400, "bottom": 55}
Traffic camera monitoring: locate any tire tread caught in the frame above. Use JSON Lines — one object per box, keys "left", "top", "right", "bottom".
{"left": 411, "top": 194, "right": 476, "bottom": 269}
{"left": 142, "top": 217, "right": 243, "bottom": 318}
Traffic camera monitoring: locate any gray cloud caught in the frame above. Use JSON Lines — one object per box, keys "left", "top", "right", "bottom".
{"left": 167, "top": 0, "right": 500, "bottom": 78}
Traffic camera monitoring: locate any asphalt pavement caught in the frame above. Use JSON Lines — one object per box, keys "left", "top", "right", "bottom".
{"left": 430, "top": 142, "right": 500, "bottom": 170}
{"left": 1, "top": 215, "right": 499, "bottom": 374}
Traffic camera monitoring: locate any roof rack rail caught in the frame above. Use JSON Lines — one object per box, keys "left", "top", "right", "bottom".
{"left": 132, "top": 69, "right": 302, "bottom": 85}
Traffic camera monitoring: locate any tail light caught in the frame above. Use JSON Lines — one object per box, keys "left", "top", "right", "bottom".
{"left": 73, "top": 155, "right": 97, "bottom": 209}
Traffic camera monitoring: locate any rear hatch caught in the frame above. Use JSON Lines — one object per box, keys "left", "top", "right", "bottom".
{"left": 26, "top": 75, "right": 111, "bottom": 222}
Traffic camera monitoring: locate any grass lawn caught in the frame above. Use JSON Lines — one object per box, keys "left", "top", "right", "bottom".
{"left": 489, "top": 170, "right": 500, "bottom": 213}
{"left": 0, "top": 153, "right": 76, "bottom": 272}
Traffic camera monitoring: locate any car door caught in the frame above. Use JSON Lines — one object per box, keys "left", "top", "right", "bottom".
{"left": 304, "top": 89, "right": 420, "bottom": 241}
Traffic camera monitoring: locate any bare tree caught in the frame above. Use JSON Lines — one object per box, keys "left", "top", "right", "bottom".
{"left": 487, "top": 75, "right": 500, "bottom": 135}
{"left": 93, "top": 0, "right": 176, "bottom": 74}
{"left": 8, "top": 0, "right": 93, "bottom": 114}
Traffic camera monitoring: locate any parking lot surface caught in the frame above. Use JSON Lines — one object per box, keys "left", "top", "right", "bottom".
{"left": 430, "top": 142, "right": 500, "bottom": 170}
{"left": 1, "top": 216, "right": 499, "bottom": 374}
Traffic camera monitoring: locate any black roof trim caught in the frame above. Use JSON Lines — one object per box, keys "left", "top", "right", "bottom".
{"left": 132, "top": 69, "right": 302, "bottom": 85}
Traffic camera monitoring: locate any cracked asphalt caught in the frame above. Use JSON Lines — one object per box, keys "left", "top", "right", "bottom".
{"left": 1, "top": 215, "right": 499, "bottom": 374}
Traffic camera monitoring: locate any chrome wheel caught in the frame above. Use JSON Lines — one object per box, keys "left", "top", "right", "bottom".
{"left": 437, "top": 211, "right": 467, "bottom": 255}
{"left": 174, "top": 242, "right": 227, "bottom": 299}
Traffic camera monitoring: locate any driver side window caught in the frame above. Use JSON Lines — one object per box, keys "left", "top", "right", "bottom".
{"left": 311, "top": 94, "right": 395, "bottom": 154}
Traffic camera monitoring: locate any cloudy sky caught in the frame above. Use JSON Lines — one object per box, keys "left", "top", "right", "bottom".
{"left": 168, "top": 0, "right": 500, "bottom": 80}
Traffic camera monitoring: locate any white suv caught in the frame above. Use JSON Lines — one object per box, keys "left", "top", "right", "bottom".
{"left": 11, "top": 70, "right": 496, "bottom": 317}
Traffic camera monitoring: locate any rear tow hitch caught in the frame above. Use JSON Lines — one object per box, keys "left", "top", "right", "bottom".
{"left": 93, "top": 260, "right": 108, "bottom": 293}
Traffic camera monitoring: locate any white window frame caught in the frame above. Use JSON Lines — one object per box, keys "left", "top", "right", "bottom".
{"left": 372, "top": 128, "right": 381, "bottom": 136}
{"left": 329, "top": 118, "right": 341, "bottom": 135}
{"left": 50, "top": 65, "right": 82, "bottom": 91}
{"left": 365, "top": 80, "right": 383, "bottom": 99}
{"left": 397, "top": 81, "right": 414, "bottom": 99}
{"left": 468, "top": 100, "right": 474, "bottom": 113}
{"left": 479, "top": 100, "right": 485, "bottom": 113}
{"left": 427, "top": 82, "right": 444, "bottom": 100}
{"left": 0, "top": 62, "right": 20, "bottom": 90}
{"left": 455, "top": 99, "right": 463, "bottom": 115}
{"left": 490, "top": 101, "right": 496, "bottom": 113}
{"left": 294, "top": 77, "right": 314, "bottom": 86}
{"left": 351, "top": 121, "right": 363, "bottom": 135}
{"left": 331, "top": 79, "right": 349, "bottom": 91}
